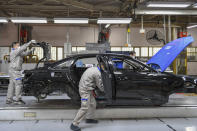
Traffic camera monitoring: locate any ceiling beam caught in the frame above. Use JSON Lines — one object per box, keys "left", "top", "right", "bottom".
{"left": 0, "top": 4, "right": 120, "bottom": 12}
{"left": 7, "top": 0, "right": 17, "bottom": 4}
{"left": 121, "top": 0, "right": 132, "bottom": 11}
{"left": 57, "top": 0, "right": 94, "bottom": 11}
{"left": 0, "top": 9, "right": 11, "bottom": 17}
{"left": 94, "top": 0, "right": 121, "bottom": 6}
{"left": 8, "top": 9, "right": 52, "bottom": 17}
{"left": 33, "top": 0, "right": 50, "bottom": 6}
{"left": 57, "top": 0, "right": 120, "bottom": 12}
{"left": 0, "top": 5, "right": 68, "bottom": 10}
{"left": 5, "top": 0, "right": 36, "bottom": 4}
{"left": 96, "top": 5, "right": 120, "bottom": 12}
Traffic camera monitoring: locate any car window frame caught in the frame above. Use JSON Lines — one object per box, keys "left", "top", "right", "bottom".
{"left": 70, "top": 55, "right": 99, "bottom": 68}
{"left": 50, "top": 57, "right": 75, "bottom": 70}
{"left": 109, "top": 55, "right": 157, "bottom": 73}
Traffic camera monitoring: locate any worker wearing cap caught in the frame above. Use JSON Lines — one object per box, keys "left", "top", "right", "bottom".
{"left": 123, "top": 51, "right": 137, "bottom": 69}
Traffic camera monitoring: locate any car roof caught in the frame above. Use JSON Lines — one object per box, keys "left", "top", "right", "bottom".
{"left": 52, "top": 53, "right": 133, "bottom": 66}
{"left": 50, "top": 52, "right": 157, "bottom": 72}
{"left": 67, "top": 53, "right": 129, "bottom": 58}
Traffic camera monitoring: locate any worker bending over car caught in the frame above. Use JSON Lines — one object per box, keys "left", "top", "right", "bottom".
{"left": 6, "top": 40, "right": 36, "bottom": 105}
{"left": 70, "top": 64, "right": 104, "bottom": 131}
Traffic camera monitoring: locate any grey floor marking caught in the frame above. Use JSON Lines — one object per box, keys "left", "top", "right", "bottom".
{"left": 9, "top": 120, "right": 14, "bottom": 124}
{"left": 183, "top": 117, "right": 189, "bottom": 120}
{"left": 157, "top": 118, "right": 176, "bottom": 131}
{"left": 35, "top": 120, "right": 39, "bottom": 124}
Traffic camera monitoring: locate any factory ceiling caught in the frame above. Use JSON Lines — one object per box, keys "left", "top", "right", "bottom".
{"left": 0, "top": 0, "right": 197, "bottom": 26}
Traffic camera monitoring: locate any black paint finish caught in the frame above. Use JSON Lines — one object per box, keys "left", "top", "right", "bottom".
{"left": 23, "top": 53, "right": 197, "bottom": 106}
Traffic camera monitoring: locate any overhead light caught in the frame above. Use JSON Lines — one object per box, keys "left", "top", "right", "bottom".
{"left": 11, "top": 17, "right": 47, "bottom": 23}
{"left": 187, "top": 25, "right": 197, "bottom": 29}
{"left": 54, "top": 18, "right": 89, "bottom": 24}
{"left": 144, "top": 11, "right": 182, "bottom": 15}
{"left": 147, "top": 2, "right": 191, "bottom": 8}
{"left": 147, "top": 4, "right": 190, "bottom": 8}
{"left": 105, "top": 24, "right": 110, "bottom": 28}
{"left": 193, "top": 3, "right": 197, "bottom": 8}
{"left": 135, "top": 10, "right": 194, "bottom": 15}
{"left": 97, "top": 18, "right": 132, "bottom": 24}
{"left": 0, "top": 17, "right": 8, "bottom": 23}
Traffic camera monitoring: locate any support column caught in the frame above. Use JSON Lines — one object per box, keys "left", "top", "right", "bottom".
{"left": 168, "top": 15, "right": 171, "bottom": 42}
{"left": 127, "top": 24, "right": 131, "bottom": 46}
{"left": 172, "top": 27, "right": 178, "bottom": 40}
{"left": 163, "top": 15, "right": 166, "bottom": 43}
{"left": 64, "top": 27, "right": 71, "bottom": 58}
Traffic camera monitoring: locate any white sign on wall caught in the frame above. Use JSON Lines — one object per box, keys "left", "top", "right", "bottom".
{"left": 0, "top": 47, "right": 9, "bottom": 61}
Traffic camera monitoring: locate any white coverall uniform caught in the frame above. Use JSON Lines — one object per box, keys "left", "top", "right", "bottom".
{"left": 7, "top": 42, "right": 34, "bottom": 101}
{"left": 73, "top": 67, "right": 104, "bottom": 126}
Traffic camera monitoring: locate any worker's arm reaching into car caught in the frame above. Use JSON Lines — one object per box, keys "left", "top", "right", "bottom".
{"left": 13, "top": 40, "right": 36, "bottom": 58}
{"left": 21, "top": 48, "right": 35, "bottom": 57}
{"left": 94, "top": 73, "right": 104, "bottom": 92}
{"left": 6, "top": 40, "right": 37, "bottom": 105}
{"left": 71, "top": 66, "right": 104, "bottom": 130}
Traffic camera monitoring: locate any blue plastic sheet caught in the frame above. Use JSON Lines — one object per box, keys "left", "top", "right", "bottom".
{"left": 147, "top": 36, "right": 194, "bottom": 72}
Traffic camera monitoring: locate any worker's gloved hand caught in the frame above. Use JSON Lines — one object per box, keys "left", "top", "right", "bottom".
{"left": 30, "top": 40, "right": 36, "bottom": 44}
{"left": 94, "top": 88, "right": 105, "bottom": 96}
{"left": 21, "top": 70, "right": 24, "bottom": 74}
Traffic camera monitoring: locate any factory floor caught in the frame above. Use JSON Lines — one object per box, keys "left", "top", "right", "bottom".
{"left": 0, "top": 118, "right": 197, "bottom": 131}
{"left": 0, "top": 93, "right": 197, "bottom": 131}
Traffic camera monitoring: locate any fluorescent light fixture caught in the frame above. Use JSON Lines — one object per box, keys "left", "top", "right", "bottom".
{"left": 187, "top": 25, "right": 197, "bottom": 29}
{"left": 97, "top": 18, "right": 132, "bottom": 24}
{"left": 54, "top": 18, "right": 88, "bottom": 24}
{"left": 193, "top": 3, "right": 197, "bottom": 8}
{"left": 147, "top": 3, "right": 190, "bottom": 8}
{"left": 144, "top": 11, "right": 182, "bottom": 15}
{"left": 0, "top": 17, "right": 8, "bottom": 23}
{"left": 135, "top": 10, "right": 196, "bottom": 15}
{"left": 147, "top": 2, "right": 191, "bottom": 8}
{"left": 11, "top": 17, "right": 47, "bottom": 23}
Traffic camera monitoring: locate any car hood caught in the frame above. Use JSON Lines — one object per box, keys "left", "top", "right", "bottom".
{"left": 147, "top": 36, "right": 194, "bottom": 72}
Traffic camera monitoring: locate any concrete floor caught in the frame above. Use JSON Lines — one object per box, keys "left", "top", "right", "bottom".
{"left": 0, "top": 118, "right": 197, "bottom": 131}
{"left": 0, "top": 94, "right": 197, "bottom": 130}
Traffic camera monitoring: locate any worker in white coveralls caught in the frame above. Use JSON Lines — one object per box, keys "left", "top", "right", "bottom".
{"left": 123, "top": 51, "right": 137, "bottom": 69}
{"left": 70, "top": 64, "right": 104, "bottom": 131}
{"left": 6, "top": 40, "right": 36, "bottom": 105}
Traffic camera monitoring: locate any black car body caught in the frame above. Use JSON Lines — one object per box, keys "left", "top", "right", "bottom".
{"left": 23, "top": 53, "right": 197, "bottom": 106}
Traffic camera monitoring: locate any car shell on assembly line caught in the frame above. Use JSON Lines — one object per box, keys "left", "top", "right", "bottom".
{"left": 23, "top": 36, "right": 197, "bottom": 106}
{"left": 23, "top": 53, "right": 192, "bottom": 106}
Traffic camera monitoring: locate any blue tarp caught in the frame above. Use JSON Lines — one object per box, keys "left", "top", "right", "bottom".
{"left": 147, "top": 36, "right": 194, "bottom": 72}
